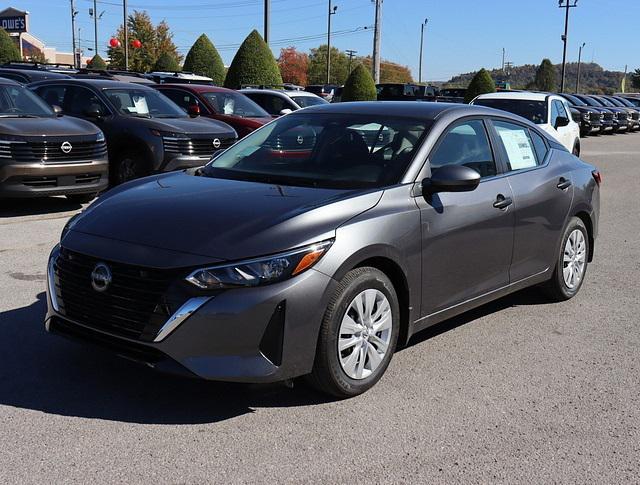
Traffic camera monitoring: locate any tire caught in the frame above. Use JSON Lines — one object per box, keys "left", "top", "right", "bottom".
{"left": 111, "top": 151, "right": 150, "bottom": 185}
{"left": 65, "top": 193, "right": 97, "bottom": 204}
{"left": 307, "top": 267, "right": 400, "bottom": 398}
{"left": 542, "top": 216, "right": 589, "bottom": 302}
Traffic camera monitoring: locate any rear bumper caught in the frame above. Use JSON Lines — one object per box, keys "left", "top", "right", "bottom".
{"left": 0, "top": 159, "right": 108, "bottom": 198}
{"left": 45, "top": 245, "right": 338, "bottom": 383}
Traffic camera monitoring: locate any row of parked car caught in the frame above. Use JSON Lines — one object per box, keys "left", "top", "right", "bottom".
{"left": 0, "top": 62, "right": 331, "bottom": 200}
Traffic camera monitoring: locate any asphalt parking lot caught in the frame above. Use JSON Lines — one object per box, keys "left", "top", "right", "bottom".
{"left": 1, "top": 133, "right": 638, "bottom": 484}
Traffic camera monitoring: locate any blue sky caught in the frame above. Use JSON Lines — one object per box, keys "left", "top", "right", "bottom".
{"left": 11, "top": 0, "right": 640, "bottom": 80}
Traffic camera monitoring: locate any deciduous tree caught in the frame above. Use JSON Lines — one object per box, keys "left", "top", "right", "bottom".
{"left": 278, "top": 47, "right": 308, "bottom": 86}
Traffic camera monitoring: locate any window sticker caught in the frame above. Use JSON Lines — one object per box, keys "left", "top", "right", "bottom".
{"left": 497, "top": 127, "right": 537, "bottom": 170}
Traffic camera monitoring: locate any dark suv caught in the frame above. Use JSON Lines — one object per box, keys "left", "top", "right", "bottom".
{"left": 0, "top": 78, "right": 107, "bottom": 200}
{"left": 557, "top": 93, "right": 604, "bottom": 136}
{"left": 29, "top": 79, "right": 237, "bottom": 184}
{"left": 0, "top": 67, "right": 71, "bottom": 84}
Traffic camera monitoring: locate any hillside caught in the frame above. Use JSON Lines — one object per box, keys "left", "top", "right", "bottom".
{"left": 445, "top": 62, "right": 627, "bottom": 93}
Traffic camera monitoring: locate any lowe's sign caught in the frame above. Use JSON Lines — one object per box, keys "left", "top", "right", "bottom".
{"left": 0, "top": 15, "right": 27, "bottom": 33}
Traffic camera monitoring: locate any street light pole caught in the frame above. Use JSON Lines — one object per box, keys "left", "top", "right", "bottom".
{"left": 418, "top": 18, "right": 428, "bottom": 84}
{"left": 70, "top": 0, "right": 78, "bottom": 68}
{"left": 123, "top": 0, "right": 129, "bottom": 70}
{"left": 575, "top": 42, "right": 585, "bottom": 94}
{"left": 372, "top": 0, "right": 382, "bottom": 83}
{"left": 92, "top": 0, "right": 98, "bottom": 57}
{"left": 326, "top": 1, "right": 338, "bottom": 85}
{"left": 559, "top": 0, "right": 578, "bottom": 93}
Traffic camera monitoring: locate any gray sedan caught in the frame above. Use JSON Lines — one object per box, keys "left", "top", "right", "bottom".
{"left": 45, "top": 102, "right": 601, "bottom": 398}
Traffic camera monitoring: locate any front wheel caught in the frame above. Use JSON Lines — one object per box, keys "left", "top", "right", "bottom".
{"left": 112, "top": 151, "right": 150, "bottom": 185}
{"left": 307, "top": 267, "right": 400, "bottom": 398}
{"left": 543, "top": 216, "right": 589, "bottom": 301}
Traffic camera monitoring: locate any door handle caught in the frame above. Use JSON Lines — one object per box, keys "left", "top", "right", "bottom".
{"left": 493, "top": 194, "right": 513, "bottom": 210}
{"left": 557, "top": 177, "right": 572, "bottom": 190}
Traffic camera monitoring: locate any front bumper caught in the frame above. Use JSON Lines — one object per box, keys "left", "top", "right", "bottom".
{"left": 160, "top": 154, "right": 211, "bottom": 172}
{"left": 45, "top": 245, "right": 338, "bottom": 383}
{"left": 0, "top": 159, "right": 108, "bottom": 198}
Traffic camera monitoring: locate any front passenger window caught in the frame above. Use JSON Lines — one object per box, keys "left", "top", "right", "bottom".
{"left": 429, "top": 120, "right": 496, "bottom": 178}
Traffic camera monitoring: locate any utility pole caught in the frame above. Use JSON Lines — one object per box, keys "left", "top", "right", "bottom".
{"left": 326, "top": 1, "right": 338, "bottom": 84}
{"left": 123, "top": 0, "right": 129, "bottom": 70}
{"left": 622, "top": 64, "right": 628, "bottom": 93}
{"left": 418, "top": 18, "right": 428, "bottom": 84}
{"left": 575, "top": 41, "right": 585, "bottom": 93}
{"left": 559, "top": 0, "right": 578, "bottom": 93}
{"left": 90, "top": 0, "right": 98, "bottom": 57}
{"left": 346, "top": 49, "right": 357, "bottom": 74}
{"left": 70, "top": 0, "right": 78, "bottom": 68}
{"left": 264, "top": 0, "right": 270, "bottom": 45}
{"left": 502, "top": 47, "right": 505, "bottom": 73}
{"left": 372, "top": 0, "right": 382, "bottom": 83}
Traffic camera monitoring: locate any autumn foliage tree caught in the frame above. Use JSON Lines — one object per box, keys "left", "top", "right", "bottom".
{"left": 359, "top": 57, "right": 413, "bottom": 83}
{"left": 278, "top": 47, "right": 308, "bottom": 86}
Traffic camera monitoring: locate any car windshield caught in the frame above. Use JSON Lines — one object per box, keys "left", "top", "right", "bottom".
{"left": 103, "top": 88, "right": 186, "bottom": 118}
{"left": 289, "top": 95, "right": 328, "bottom": 108}
{"left": 562, "top": 94, "right": 587, "bottom": 106}
{"left": 613, "top": 97, "right": 635, "bottom": 108}
{"left": 604, "top": 97, "right": 624, "bottom": 107}
{"left": 595, "top": 97, "right": 615, "bottom": 107}
{"left": 474, "top": 98, "right": 547, "bottom": 124}
{"left": 0, "top": 83, "right": 54, "bottom": 117}
{"left": 622, "top": 97, "right": 640, "bottom": 107}
{"left": 202, "top": 91, "right": 269, "bottom": 118}
{"left": 202, "top": 113, "right": 430, "bottom": 189}
{"left": 580, "top": 96, "right": 603, "bottom": 107}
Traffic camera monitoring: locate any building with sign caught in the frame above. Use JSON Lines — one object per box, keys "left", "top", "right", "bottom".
{"left": 0, "top": 7, "right": 87, "bottom": 65}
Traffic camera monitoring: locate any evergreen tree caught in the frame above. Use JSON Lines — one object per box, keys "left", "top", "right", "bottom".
{"left": 464, "top": 68, "right": 496, "bottom": 103}
{"left": 341, "top": 64, "right": 377, "bottom": 102}
{"left": 0, "top": 28, "right": 21, "bottom": 64}
{"left": 535, "top": 58, "right": 556, "bottom": 91}
{"left": 89, "top": 54, "right": 107, "bottom": 70}
{"left": 154, "top": 51, "right": 180, "bottom": 72}
{"left": 182, "top": 34, "right": 225, "bottom": 84}
{"left": 224, "top": 30, "right": 283, "bottom": 89}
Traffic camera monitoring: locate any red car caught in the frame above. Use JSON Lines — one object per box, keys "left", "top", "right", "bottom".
{"left": 154, "top": 84, "right": 272, "bottom": 138}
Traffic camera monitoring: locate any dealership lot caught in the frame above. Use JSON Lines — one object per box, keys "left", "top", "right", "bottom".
{"left": 0, "top": 133, "right": 638, "bottom": 483}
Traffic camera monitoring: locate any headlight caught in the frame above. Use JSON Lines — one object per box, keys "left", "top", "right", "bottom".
{"left": 96, "top": 131, "right": 105, "bottom": 142}
{"left": 186, "top": 240, "right": 333, "bottom": 290}
{"left": 582, "top": 112, "right": 590, "bottom": 120}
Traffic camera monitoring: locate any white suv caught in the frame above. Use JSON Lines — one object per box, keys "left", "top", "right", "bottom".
{"left": 240, "top": 88, "right": 328, "bottom": 116}
{"left": 471, "top": 92, "right": 581, "bottom": 155}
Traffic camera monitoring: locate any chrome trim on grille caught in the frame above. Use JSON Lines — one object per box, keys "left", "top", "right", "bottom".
{"left": 47, "top": 245, "right": 61, "bottom": 312}
{"left": 153, "top": 296, "right": 211, "bottom": 342}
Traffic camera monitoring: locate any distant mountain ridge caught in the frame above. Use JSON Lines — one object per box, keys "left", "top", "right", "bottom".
{"left": 445, "top": 62, "right": 627, "bottom": 94}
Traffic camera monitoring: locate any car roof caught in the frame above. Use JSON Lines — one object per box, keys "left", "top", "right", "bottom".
{"left": 293, "top": 101, "right": 498, "bottom": 119}
{"left": 240, "top": 88, "right": 320, "bottom": 98}
{"left": 28, "top": 78, "right": 155, "bottom": 90}
{"left": 0, "top": 76, "right": 20, "bottom": 86}
{"left": 474, "top": 91, "right": 550, "bottom": 102}
{"left": 156, "top": 83, "right": 235, "bottom": 94}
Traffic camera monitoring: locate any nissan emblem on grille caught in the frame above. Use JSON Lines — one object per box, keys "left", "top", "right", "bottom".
{"left": 90, "top": 263, "right": 112, "bottom": 292}
{"left": 212, "top": 138, "right": 221, "bottom": 149}
{"left": 297, "top": 136, "right": 304, "bottom": 145}
{"left": 60, "top": 141, "right": 72, "bottom": 154}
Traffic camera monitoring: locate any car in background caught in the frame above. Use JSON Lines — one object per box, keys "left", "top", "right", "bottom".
{"left": 45, "top": 101, "right": 600, "bottom": 397}
{"left": 557, "top": 93, "right": 605, "bottom": 136}
{"left": 72, "top": 69, "right": 156, "bottom": 86}
{"left": 617, "top": 94, "right": 640, "bottom": 108}
{"left": 600, "top": 95, "right": 640, "bottom": 131}
{"left": 590, "top": 95, "right": 636, "bottom": 131}
{"left": 437, "top": 87, "right": 466, "bottom": 103}
{"left": 146, "top": 71, "right": 214, "bottom": 85}
{"left": 240, "top": 87, "right": 328, "bottom": 116}
{"left": 154, "top": 84, "right": 272, "bottom": 138}
{"left": 376, "top": 83, "right": 438, "bottom": 101}
{"left": 0, "top": 66, "right": 71, "bottom": 84}
{"left": 29, "top": 79, "right": 236, "bottom": 184}
{"left": 574, "top": 94, "right": 628, "bottom": 133}
{"left": 0, "top": 78, "right": 107, "bottom": 201}
{"left": 305, "top": 84, "right": 338, "bottom": 102}
{"left": 471, "top": 92, "right": 581, "bottom": 155}
{"left": 570, "top": 94, "right": 617, "bottom": 134}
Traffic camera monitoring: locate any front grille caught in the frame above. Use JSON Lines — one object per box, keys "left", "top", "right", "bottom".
{"left": 2, "top": 139, "right": 107, "bottom": 163}
{"left": 603, "top": 112, "right": 613, "bottom": 120}
{"left": 0, "top": 141, "right": 14, "bottom": 158}
{"left": 53, "top": 248, "right": 189, "bottom": 341}
{"left": 163, "top": 136, "right": 235, "bottom": 157}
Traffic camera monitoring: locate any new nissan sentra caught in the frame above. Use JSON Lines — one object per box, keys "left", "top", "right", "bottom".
{"left": 45, "top": 102, "right": 601, "bottom": 397}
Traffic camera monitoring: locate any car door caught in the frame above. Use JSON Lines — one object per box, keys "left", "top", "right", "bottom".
{"left": 414, "top": 118, "right": 515, "bottom": 316}
{"left": 488, "top": 119, "right": 574, "bottom": 282}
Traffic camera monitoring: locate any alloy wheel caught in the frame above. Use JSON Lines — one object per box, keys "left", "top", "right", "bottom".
{"left": 563, "top": 229, "right": 587, "bottom": 289}
{"left": 337, "top": 289, "right": 393, "bottom": 380}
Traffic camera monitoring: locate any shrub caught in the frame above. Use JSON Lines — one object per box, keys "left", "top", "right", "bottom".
{"left": 224, "top": 30, "right": 282, "bottom": 89}
{"left": 153, "top": 51, "right": 180, "bottom": 72}
{"left": 464, "top": 68, "right": 496, "bottom": 103}
{"left": 341, "top": 64, "right": 377, "bottom": 102}
{"left": 88, "top": 54, "right": 107, "bottom": 70}
{"left": 183, "top": 34, "right": 225, "bottom": 85}
{"left": 0, "top": 28, "right": 21, "bottom": 64}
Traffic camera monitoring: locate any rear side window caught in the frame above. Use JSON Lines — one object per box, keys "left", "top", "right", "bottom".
{"left": 530, "top": 130, "right": 549, "bottom": 163}
{"left": 35, "top": 85, "right": 66, "bottom": 107}
{"left": 493, "top": 120, "right": 541, "bottom": 171}
{"left": 429, "top": 119, "right": 497, "bottom": 178}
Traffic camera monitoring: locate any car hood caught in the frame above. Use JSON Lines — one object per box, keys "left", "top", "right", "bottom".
{"left": 0, "top": 116, "right": 99, "bottom": 137}
{"left": 142, "top": 116, "right": 237, "bottom": 138}
{"left": 68, "top": 171, "right": 382, "bottom": 262}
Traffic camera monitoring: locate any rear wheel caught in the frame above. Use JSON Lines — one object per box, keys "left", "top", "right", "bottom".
{"left": 543, "top": 216, "right": 589, "bottom": 301}
{"left": 307, "top": 267, "right": 400, "bottom": 398}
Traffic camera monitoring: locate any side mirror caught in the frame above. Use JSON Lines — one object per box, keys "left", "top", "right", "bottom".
{"left": 554, "top": 116, "right": 570, "bottom": 128}
{"left": 84, "top": 106, "right": 103, "bottom": 119}
{"left": 51, "top": 105, "right": 63, "bottom": 116}
{"left": 187, "top": 104, "right": 200, "bottom": 117}
{"left": 279, "top": 108, "right": 293, "bottom": 116}
{"left": 422, "top": 164, "right": 480, "bottom": 198}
